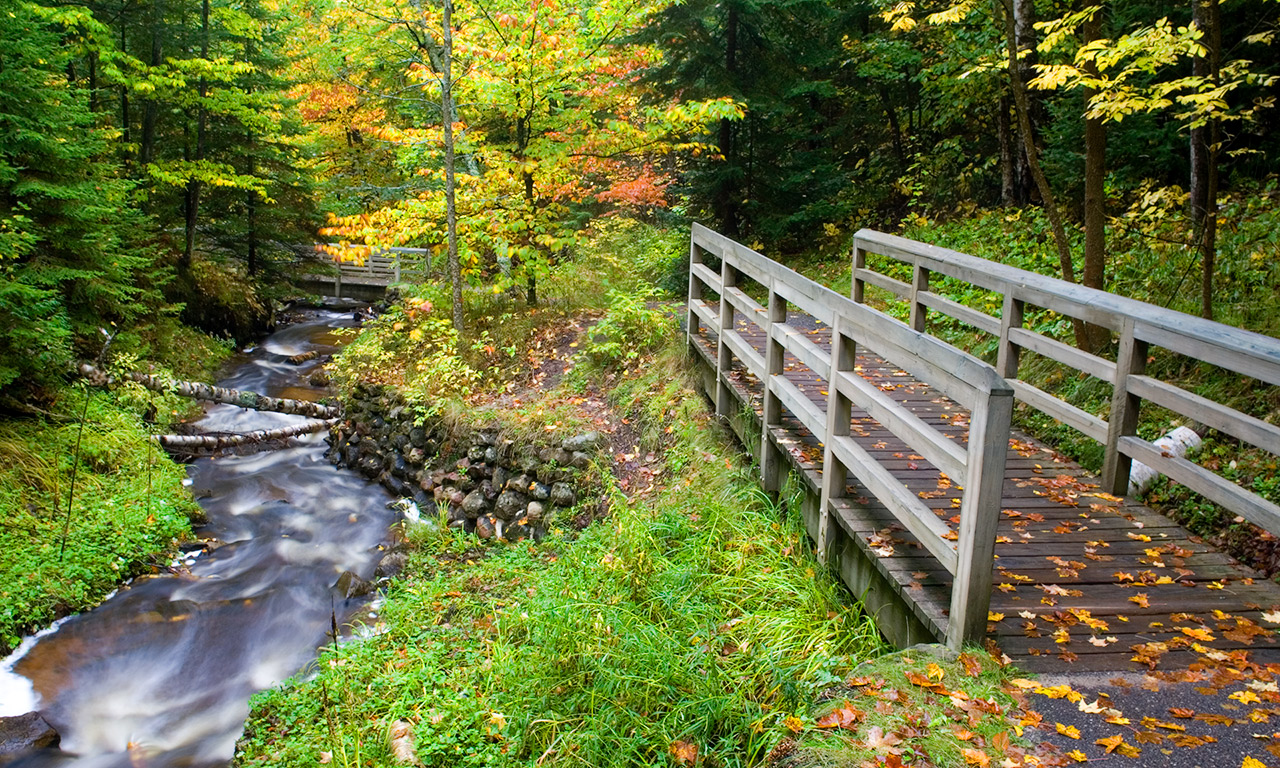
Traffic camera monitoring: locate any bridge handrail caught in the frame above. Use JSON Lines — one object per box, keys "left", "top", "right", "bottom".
{"left": 852, "top": 228, "right": 1280, "bottom": 537}
{"left": 688, "top": 223, "right": 1013, "bottom": 647}
{"left": 312, "top": 244, "right": 435, "bottom": 287}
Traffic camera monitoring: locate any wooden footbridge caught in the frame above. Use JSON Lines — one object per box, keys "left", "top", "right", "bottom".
{"left": 686, "top": 224, "right": 1280, "bottom": 672}
{"left": 299, "top": 245, "right": 434, "bottom": 300}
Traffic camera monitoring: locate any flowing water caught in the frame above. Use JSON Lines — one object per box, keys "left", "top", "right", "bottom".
{"left": 0, "top": 309, "right": 394, "bottom": 767}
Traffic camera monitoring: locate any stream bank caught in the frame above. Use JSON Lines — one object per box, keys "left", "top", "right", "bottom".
{"left": 0, "top": 309, "right": 397, "bottom": 767}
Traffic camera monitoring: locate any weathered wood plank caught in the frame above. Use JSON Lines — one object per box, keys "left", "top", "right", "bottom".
{"left": 1127, "top": 374, "right": 1280, "bottom": 454}
{"left": 1008, "top": 379, "right": 1109, "bottom": 443}
{"left": 1007, "top": 326, "right": 1117, "bottom": 383}
{"left": 917, "top": 292, "right": 1002, "bottom": 335}
{"left": 1119, "top": 435, "right": 1280, "bottom": 534}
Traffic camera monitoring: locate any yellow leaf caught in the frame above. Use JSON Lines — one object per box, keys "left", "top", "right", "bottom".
{"left": 962, "top": 747, "right": 991, "bottom": 766}
{"left": 1095, "top": 734, "right": 1125, "bottom": 753}
{"left": 1230, "top": 690, "right": 1262, "bottom": 705}
{"left": 783, "top": 715, "right": 805, "bottom": 733}
{"left": 1068, "top": 750, "right": 1088, "bottom": 763}
{"left": 988, "top": 611, "right": 1006, "bottom": 622}
{"left": 1243, "top": 757, "right": 1267, "bottom": 768}
{"left": 1055, "top": 722, "right": 1081, "bottom": 739}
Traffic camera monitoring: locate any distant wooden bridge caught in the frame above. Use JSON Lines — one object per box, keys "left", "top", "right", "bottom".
{"left": 299, "top": 245, "right": 434, "bottom": 300}
{"left": 686, "top": 224, "right": 1280, "bottom": 671}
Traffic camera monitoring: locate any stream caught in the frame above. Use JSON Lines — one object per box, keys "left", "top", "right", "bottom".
{"left": 0, "top": 309, "right": 394, "bottom": 767}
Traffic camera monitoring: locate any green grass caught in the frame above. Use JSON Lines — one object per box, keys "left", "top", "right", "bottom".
{"left": 0, "top": 388, "right": 201, "bottom": 652}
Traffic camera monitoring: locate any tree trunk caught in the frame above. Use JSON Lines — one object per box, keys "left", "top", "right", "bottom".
{"left": 879, "top": 86, "right": 905, "bottom": 163}
{"left": 79, "top": 364, "right": 342, "bottom": 419}
{"left": 442, "top": 0, "right": 463, "bottom": 331}
{"left": 1190, "top": 0, "right": 1220, "bottom": 320}
{"left": 713, "top": 2, "right": 740, "bottom": 238}
{"left": 996, "top": 0, "right": 1089, "bottom": 348}
{"left": 155, "top": 420, "right": 336, "bottom": 451}
{"left": 182, "top": 0, "right": 210, "bottom": 271}
{"left": 998, "top": 94, "right": 1016, "bottom": 206}
{"left": 1012, "top": 0, "right": 1039, "bottom": 204}
{"left": 139, "top": 0, "right": 163, "bottom": 167}
{"left": 1080, "top": 9, "right": 1110, "bottom": 352}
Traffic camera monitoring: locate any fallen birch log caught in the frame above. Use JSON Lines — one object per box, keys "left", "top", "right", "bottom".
{"left": 78, "top": 364, "right": 341, "bottom": 419}
{"left": 154, "top": 419, "right": 337, "bottom": 450}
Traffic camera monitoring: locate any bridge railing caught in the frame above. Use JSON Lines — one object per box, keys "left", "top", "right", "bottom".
{"left": 688, "top": 223, "right": 1014, "bottom": 647}
{"left": 852, "top": 229, "right": 1280, "bottom": 537}
{"left": 312, "top": 245, "right": 435, "bottom": 296}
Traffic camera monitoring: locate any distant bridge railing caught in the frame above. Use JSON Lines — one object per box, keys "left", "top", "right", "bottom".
{"left": 306, "top": 245, "right": 436, "bottom": 297}
{"left": 687, "top": 223, "right": 1014, "bottom": 647}
{"left": 851, "top": 229, "right": 1280, "bottom": 537}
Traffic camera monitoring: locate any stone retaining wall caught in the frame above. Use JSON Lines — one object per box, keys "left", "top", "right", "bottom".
{"left": 325, "top": 384, "right": 598, "bottom": 540}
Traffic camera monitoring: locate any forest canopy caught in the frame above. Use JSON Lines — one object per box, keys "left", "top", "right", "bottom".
{"left": 0, "top": 0, "right": 1277, "bottom": 394}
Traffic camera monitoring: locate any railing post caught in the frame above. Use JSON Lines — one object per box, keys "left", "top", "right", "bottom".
{"left": 995, "top": 293, "right": 1024, "bottom": 379}
{"left": 393, "top": 251, "right": 401, "bottom": 283}
{"left": 852, "top": 239, "right": 867, "bottom": 304}
{"left": 946, "top": 384, "right": 1013, "bottom": 649}
{"left": 1103, "top": 318, "right": 1148, "bottom": 496}
{"left": 686, "top": 238, "right": 703, "bottom": 352}
{"left": 909, "top": 263, "right": 930, "bottom": 333}
{"left": 335, "top": 267, "right": 342, "bottom": 300}
{"left": 818, "top": 317, "right": 856, "bottom": 563}
{"left": 760, "top": 286, "right": 787, "bottom": 495}
{"left": 715, "top": 253, "right": 738, "bottom": 418}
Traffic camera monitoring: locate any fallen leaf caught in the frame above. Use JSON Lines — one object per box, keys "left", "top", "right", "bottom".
{"left": 388, "top": 720, "right": 417, "bottom": 765}
{"left": 864, "top": 725, "right": 904, "bottom": 754}
{"left": 670, "top": 740, "right": 698, "bottom": 766}
{"left": 1095, "top": 734, "right": 1125, "bottom": 753}
{"left": 1055, "top": 722, "right": 1081, "bottom": 739}
{"left": 962, "top": 747, "right": 991, "bottom": 766}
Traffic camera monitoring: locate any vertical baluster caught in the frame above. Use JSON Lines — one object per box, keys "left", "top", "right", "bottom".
{"left": 1103, "top": 318, "right": 1148, "bottom": 496}
{"left": 909, "top": 264, "right": 930, "bottom": 333}
{"left": 852, "top": 240, "right": 867, "bottom": 304}
{"left": 686, "top": 239, "right": 703, "bottom": 353}
{"left": 715, "top": 253, "right": 738, "bottom": 418}
{"left": 760, "top": 287, "right": 787, "bottom": 495}
{"left": 818, "top": 317, "right": 856, "bottom": 563}
{"left": 996, "top": 293, "right": 1024, "bottom": 379}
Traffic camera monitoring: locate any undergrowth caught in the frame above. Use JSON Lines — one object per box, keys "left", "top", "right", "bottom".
{"left": 0, "top": 388, "right": 200, "bottom": 652}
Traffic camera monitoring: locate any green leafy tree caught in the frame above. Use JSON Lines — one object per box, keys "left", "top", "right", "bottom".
{"left": 0, "top": 1, "right": 166, "bottom": 392}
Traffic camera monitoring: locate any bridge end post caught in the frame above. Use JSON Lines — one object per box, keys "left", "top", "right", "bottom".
{"left": 946, "top": 385, "right": 1014, "bottom": 650}
{"left": 686, "top": 235, "right": 703, "bottom": 355}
